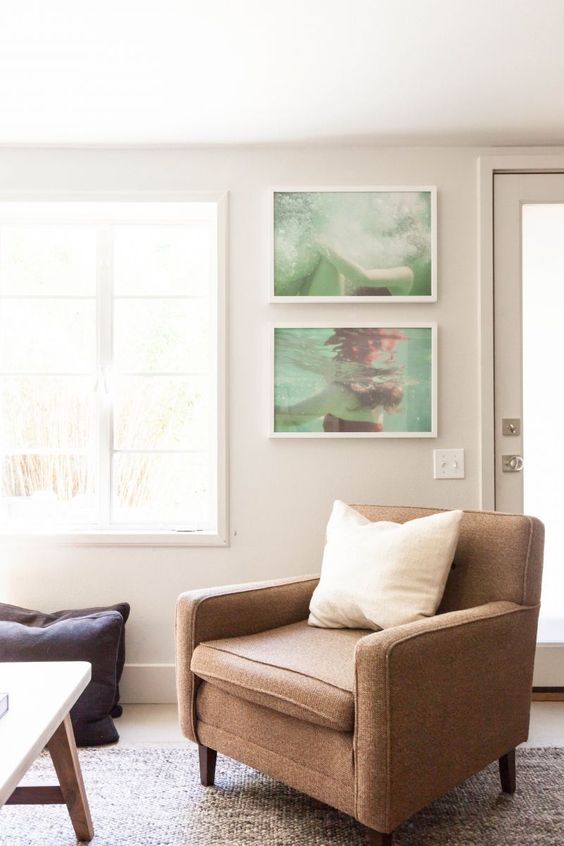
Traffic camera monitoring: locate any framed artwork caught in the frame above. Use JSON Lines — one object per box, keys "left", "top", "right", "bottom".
{"left": 272, "top": 324, "right": 436, "bottom": 438}
{"left": 271, "top": 187, "right": 437, "bottom": 302}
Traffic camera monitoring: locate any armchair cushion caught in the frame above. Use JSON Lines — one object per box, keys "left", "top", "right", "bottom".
{"left": 309, "top": 501, "right": 462, "bottom": 630}
{"left": 191, "top": 620, "right": 368, "bottom": 732}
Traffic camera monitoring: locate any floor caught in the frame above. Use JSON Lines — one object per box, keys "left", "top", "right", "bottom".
{"left": 115, "top": 702, "right": 564, "bottom": 747}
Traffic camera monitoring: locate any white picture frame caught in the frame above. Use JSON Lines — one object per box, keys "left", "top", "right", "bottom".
{"left": 270, "top": 186, "right": 437, "bottom": 303}
{"left": 271, "top": 323, "right": 437, "bottom": 438}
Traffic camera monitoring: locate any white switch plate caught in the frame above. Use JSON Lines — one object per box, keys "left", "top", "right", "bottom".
{"left": 433, "top": 448, "right": 465, "bottom": 479}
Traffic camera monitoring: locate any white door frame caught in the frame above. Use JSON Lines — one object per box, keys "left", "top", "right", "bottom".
{"left": 479, "top": 156, "right": 564, "bottom": 688}
{"left": 478, "top": 154, "right": 564, "bottom": 510}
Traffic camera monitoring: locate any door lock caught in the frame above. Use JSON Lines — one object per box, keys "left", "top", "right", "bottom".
{"left": 502, "top": 455, "right": 524, "bottom": 473}
{"left": 502, "top": 418, "right": 521, "bottom": 436}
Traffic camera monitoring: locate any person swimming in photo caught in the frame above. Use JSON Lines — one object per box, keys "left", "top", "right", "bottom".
{"left": 273, "top": 191, "right": 430, "bottom": 297}
{"left": 275, "top": 328, "right": 408, "bottom": 433}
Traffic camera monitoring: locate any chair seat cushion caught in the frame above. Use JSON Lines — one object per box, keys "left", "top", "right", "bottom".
{"left": 191, "top": 620, "right": 369, "bottom": 731}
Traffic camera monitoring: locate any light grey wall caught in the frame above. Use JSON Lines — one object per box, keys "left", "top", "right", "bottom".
{"left": 0, "top": 144, "right": 532, "bottom": 699}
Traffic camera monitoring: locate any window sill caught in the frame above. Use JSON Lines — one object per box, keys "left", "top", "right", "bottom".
{"left": 0, "top": 529, "right": 229, "bottom": 547}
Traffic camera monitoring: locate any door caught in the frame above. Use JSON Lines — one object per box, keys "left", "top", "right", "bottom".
{"left": 494, "top": 172, "right": 564, "bottom": 687}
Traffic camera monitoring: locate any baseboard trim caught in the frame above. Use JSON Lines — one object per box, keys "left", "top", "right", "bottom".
{"left": 532, "top": 687, "right": 564, "bottom": 701}
{"left": 120, "top": 663, "right": 177, "bottom": 704}
{"left": 533, "top": 643, "right": 564, "bottom": 687}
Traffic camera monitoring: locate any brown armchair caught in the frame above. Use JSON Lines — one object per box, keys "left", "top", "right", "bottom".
{"left": 176, "top": 506, "right": 544, "bottom": 845}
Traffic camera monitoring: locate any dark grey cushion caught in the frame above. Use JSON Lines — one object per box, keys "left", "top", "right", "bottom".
{"left": 0, "top": 611, "right": 123, "bottom": 746}
{"left": 0, "top": 602, "right": 130, "bottom": 717}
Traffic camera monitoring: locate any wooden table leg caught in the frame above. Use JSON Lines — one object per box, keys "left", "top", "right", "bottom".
{"left": 46, "top": 715, "right": 94, "bottom": 842}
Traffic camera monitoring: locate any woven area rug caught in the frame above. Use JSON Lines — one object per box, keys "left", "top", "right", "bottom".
{"left": 1, "top": 746, "right": 562, "bottom": 845}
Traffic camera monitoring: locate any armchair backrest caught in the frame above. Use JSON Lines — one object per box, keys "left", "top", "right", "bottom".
{"left": 351, "top": 505, "right": 544, "bottom": 611}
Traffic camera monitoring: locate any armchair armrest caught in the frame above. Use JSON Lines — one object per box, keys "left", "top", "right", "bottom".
{"left": 354, "top": 600, "right": 540, "bottom": 832}
{"left": 176, "top": 574, "right": 319, "bottom": 740}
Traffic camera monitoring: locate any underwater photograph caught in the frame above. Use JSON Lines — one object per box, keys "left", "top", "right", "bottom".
{"left": 272, "top": 189, "right": 436, "bottom": 300}
{"left": 273, "top": 325, "right": 436, "bottom": 436}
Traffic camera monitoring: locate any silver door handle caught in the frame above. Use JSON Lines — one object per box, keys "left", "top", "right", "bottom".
{"left": 502, "top": 455, "right": 524, "bottom": 473}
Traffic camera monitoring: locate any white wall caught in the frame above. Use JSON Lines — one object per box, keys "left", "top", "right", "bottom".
{"left": 0, "top": 144, "right": 519, "bottom": 700}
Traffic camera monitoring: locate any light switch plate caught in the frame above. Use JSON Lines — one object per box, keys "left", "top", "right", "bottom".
{"left": 433, "top": 449, "right": 465, "bottom": 479}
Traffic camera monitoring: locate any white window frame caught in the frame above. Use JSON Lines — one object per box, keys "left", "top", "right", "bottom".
{"left": 0, "top": 190, "right": 229, "bottom": 547}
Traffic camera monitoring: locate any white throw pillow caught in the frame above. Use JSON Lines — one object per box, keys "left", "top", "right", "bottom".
{"left": 308, "top": 501, "right": 463, "bottom": 630}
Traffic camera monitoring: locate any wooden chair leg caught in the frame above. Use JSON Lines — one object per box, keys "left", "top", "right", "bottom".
{"left": 499, "top": 749, "right": 516, "bottom": 793}
{"left": 46, "top": 715, "right": 94, "bottom": 842}
{"left": 364, "top": 826, "right": 393, "bottom": 845}
{"left": 198, "top": 744, "right": 217, "bottom": 786}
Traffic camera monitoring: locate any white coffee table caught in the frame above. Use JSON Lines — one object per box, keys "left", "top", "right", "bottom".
{"left": 0, "top": 661, "right": 94, "bottom": 842}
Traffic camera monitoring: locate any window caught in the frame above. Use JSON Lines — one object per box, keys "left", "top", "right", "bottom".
{"left": 0, "top": 199, "right": 225, "bottom": 543}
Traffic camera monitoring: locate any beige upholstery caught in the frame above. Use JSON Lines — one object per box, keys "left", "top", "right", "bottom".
{"left": 192, "top": 621, "right": 366, "bottom": 731}
{"left": 196, "top": 684, "right": 356, "bottom": 815}
{"left": 176, "top": 506, "right": 544, "bottom": 838}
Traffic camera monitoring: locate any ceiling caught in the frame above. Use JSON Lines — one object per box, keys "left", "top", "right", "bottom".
{"left": 1, "top": 0, "right": 564, "bottom": 147}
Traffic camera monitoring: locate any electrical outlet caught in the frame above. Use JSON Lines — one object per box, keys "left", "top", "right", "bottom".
{"left": 433, "top": 449, "right": 465, "bottom": 480}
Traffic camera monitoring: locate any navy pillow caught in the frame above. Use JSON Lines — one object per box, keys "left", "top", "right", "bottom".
{"left": 0, "top": 601, "right": 130, "bottom": 718}
{"left": 0, "top": 611, "right": 123, "bottom": 746}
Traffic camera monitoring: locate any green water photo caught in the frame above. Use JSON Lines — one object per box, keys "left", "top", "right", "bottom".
{"left": 273, "top": 189, "right": 435, "bottom": 299}
{"left": 274, "top": 326, "right": 435, "bottom": 435}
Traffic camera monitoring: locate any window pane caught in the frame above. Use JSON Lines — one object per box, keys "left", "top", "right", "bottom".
{"left": 0, "top": 376, "right": 96, "bottom": 449}
{"left": 0, "top": 300, "right": 96, "bottom": 373}
{"left": 1, "top": 454, "right": 96, "bottom": 527}
{"left": 0, "top": 201, "right": 220, "bottom": 534}
{"left": 522, "top": 204, "right": 564, "bottom": 640}
{"left": 113, "top": 299, "right": 209, "bottom": 373}
{"left": 112, "top": 453, "right": 209, "bottom": 526}
{"left": 0, "top": 226, "right": 96, "bottom": 295}
{"left": 114, "top": 225, "right": 213, "bottom": 297}
{"left": 114, "top": 376, "right": 209, "bottom": 450}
